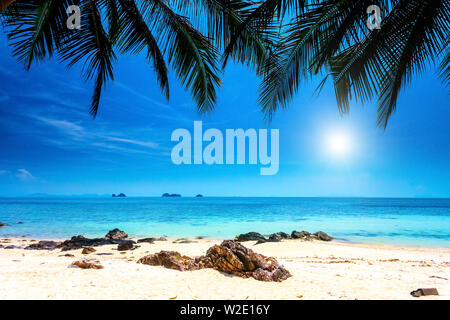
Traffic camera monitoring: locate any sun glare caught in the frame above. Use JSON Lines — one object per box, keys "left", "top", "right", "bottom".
{"left": 326, "top": 131, "right": 352, "bottom": 158}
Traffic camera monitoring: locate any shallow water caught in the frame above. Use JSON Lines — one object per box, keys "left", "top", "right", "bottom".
{"left": 0, "top": 197, "right": 449, "bottom": 247}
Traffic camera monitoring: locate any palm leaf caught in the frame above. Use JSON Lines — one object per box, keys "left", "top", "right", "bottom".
{"left": 58, "top": 0, "right": 116, "bottom": 117}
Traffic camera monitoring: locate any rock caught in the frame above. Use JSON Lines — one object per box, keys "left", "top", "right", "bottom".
{"left": 70, "top": 258, "right": 104, "bottom": 269}
{"left": 172, "top": 238, "right": 197, "bottom": 244}
{"left": 4, "top": 245, "right": 22, "bottom": 249}
{"left": 198, "top": 240, "right": 291, "bottom": 282}
{"left": 117, "top": 241, "right": 135, "bottom": 251}
{"left": 162, "top": 193, "right": 181, "bottom": 197}
{"left": 104, "top": 228, "right": 128, "bottom": 240}
{"left": 136, "top": 237, "right": 167, "bottom": 243}
{"left": 0, "top": 222, "right": 7, "bottom": 227}
{"left": 82, "top": 247, "right": 96, "bottom": 254}
{"left": 291, "top": 230, "right": 311, "bottom": 239}
{"left": 112, "top": 193, "right": 126, "bottom": 197}
{"left": 411, "top": 288, "right": 439, "bottom": 297}
{"left": 235, "top": 232, "right": 266, "bottom": 242}
{"left": 25, "top": 240, "right": 61, "bottom": 250}
{"left": 137, "top": 238, "right": 155, "bottom": 244}
{"left": 195, "top": 194, "right": 203, "bottom": 197}
{"left": 18, "top": 222, "right": 23, "bottom": 224}
{"left": 255, "top": 238, "right": 280, "bottom": 245}
{"left": 138, "top": 251, "right": 199, "bottom": 271}
{"left": 137, "top": 240, "right": 291, "bottom": 282}
{"left": 59, "top": 253, "right": 75, "bottom": 257}
{"left": 313, "top": 231, "right": 333, "bottom": 241}
{"left": 268, "top": 232, "right": 291, "bottom": 241}
{"left": 59, "top": 235, "right": 135, "bottom": 251}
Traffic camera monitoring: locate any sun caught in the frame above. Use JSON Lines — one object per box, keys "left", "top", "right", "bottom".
{"left": 326, "top": 131, "right": 352, "bottom": 158}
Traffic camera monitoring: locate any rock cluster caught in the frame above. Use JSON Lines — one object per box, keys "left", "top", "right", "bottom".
{"left": 235, "top": 230, "right": 333, "bottom": 243}
{"left": 58, "top": 235, "right": 135, "bottom": 251}
{"left": 137, "top": 237, "right": 167, "bottom": 243}
{"left": 22, "top": 229, "right": 134, "bottom": 251}
{"left": 25, "top": 240, "right": 61, "bottom": 250}
{"left": 291, "top": 230, "right": 333, "bottom": 241}
{"left": 138, "top": 240, "right": 291, "bottom": 282}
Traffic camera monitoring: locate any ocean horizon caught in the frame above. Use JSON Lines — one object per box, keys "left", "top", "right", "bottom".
{"left": 1, "top": 197, "right": 449, "bottom": 247}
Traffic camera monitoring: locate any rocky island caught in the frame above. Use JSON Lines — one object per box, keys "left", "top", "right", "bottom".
{"left": 112, "top": 193, "right": 126, "bottom": 197}
{"left": 162, "top": 193, "right": 181, "bottom": 197}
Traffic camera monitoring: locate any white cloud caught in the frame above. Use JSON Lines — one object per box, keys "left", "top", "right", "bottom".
{"left": 105, "top": 136, "right": 159, "bottom": 149}
{"left": 15, "top": 169, "right": 36, "bottom": 181}
{"left": 35, "top": 117, "right": 165, "bottom": 156}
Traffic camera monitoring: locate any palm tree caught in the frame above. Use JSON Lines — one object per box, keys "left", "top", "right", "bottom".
{"left": 226, "top": 0, "right": 449, "bottom": 127}
{"left": 0, "top": 0, "right": 274, "bottom": 117}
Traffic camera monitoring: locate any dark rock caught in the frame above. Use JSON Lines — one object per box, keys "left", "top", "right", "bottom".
{"left": 255, "top": 238, "right": 280, "bottom": 245}
{"left": 162, "top": 193, "right": 181, "bottom": 197}
{"left": 137, "top": 238, "right": 155, "bottom": 244}
{"left": 235, "top": 232, "right": 266, "bottom": 242}
{"left": 172, "top": 238, "right": 197, "bottom": 244}
{"left": 291, "top": 230, "right": 311, "bottom": 239}
{"left": 112, "top": 193, "right": 126, "bottom": 197}
{"left": 59, "top": 253, "right": 75, "bottom": 257}
{"left": 195, "top": 194, "right": 203, "bottom": 197}
{"left": 59, "top": 235, "right": 135, "bottom": 251}
{"left": 198, "top": 240, "right": 291, "bottom": 282}
{"left": 313, "top": 231, "right": 333, "bottom": 241}
{"left": 268, "top": 232, "right": 291, "bottom": 241}
{"left": 138, "top": 251, "right": 199, "bottom": 271}
{"left": 25, "top": 240, "right": 62, "bottom": 250}
{"left": 82, "top": 247, "right": 96, "bottom": 254}
{"left": 0, "top": 222, "right": 7, "bottom": 227}
{"left": 70, "top": 258, "right": 104, "bottom": 269}
{"left": 104, "top": 228, "right": 128, "bottom": 240}
{"left": 4, "top": 245, "right": 22, "bottom": 249}
{"left": 18, "top": 222, "right": 23, "bottom": 224}
{"left": 411, "top": 288, "right": 439, "bottom": 297}
{"left": 117, "top": 241, "right": 135, "bottom": 251}
{"left": 137, "top": 240, "right": 291, "bottom": 282}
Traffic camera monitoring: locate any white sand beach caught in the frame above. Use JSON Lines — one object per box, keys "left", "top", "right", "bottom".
{"left": 0, "top": 237, "right": 449, "bottom": 300}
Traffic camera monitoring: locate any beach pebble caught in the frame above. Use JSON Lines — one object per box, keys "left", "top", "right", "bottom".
{"left": 70, "top": 258, "right": 104, "bottom": 269}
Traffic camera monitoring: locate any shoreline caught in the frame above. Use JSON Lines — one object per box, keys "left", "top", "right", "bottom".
{"left": 0, "top": 236, "right": 449, "bottom": 299}
{"left": 1, "top": 235, "right": 449, "bottom": 251}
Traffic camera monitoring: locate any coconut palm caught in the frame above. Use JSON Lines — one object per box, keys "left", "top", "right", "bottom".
{"left": 0, "top": 0, "right": 274, "bottom": 117}
{"left": 226, "top": 0, "right": 449, "bottom": 127}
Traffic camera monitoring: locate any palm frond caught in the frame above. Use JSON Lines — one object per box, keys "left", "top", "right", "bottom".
{"left": 143, "top": 0, "right": 222, "bottom": 113}
{"left": 116, "top": 0, "right": 170, "bottom": 100}
{"left": 2, "top": 0, "right": 73, "bottom": 69}
{"left": 58, "top": 0, "right": 116, "bottom": 117}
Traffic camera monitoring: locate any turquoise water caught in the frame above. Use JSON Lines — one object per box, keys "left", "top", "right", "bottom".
{"left": 0, "top": 197, "right": 449, "bottom": 247}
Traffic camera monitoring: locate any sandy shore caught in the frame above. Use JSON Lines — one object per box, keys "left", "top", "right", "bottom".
{"left": 0, "top": 237, "right": 449, "bottom": 300}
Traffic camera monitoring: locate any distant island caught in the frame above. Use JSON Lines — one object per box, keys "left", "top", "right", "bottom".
{"left": 162, "top": 193, "right": 181, "bottom": 197}
{"left": 196, "top": 194, "right": 203, "bottom": 197}
{"left": 112, "top": 193, "right": 127, "bottom": 198}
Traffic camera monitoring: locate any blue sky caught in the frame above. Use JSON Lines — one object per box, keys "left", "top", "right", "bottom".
{"left": 0, "top": 33, "right": 449, "bottom": 197}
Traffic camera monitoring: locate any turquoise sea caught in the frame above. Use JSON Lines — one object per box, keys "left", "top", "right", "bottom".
{"left": 0, "top": 197, "right": 449, "bottom": 247}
